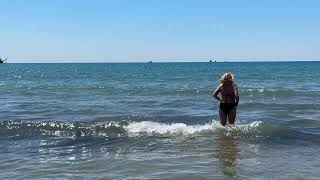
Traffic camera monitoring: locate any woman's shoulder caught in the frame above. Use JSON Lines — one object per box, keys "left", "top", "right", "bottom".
{"left": 232, "top": 83, "right": 238, "bottom": 92}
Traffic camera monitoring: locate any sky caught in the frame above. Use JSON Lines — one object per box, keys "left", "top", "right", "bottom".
{"left": 0, "top": 0, "right": 319, "bottom": 63}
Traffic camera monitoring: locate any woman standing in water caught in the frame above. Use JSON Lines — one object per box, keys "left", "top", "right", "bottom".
{"left": 213, "top": 72, "right": 239, "bottom": 126}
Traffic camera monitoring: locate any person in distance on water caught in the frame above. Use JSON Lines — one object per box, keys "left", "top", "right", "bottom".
{"left": 212, "top": 72, "right": 239, "bottom": 126}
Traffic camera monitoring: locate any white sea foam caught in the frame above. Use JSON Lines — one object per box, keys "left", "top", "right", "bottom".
{"left": 125, "top": 120, "right": 263, "bottom": 136}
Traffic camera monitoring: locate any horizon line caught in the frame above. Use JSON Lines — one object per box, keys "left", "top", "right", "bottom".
{"left": 4, "top": 59, "right": 320, "bottom": 63}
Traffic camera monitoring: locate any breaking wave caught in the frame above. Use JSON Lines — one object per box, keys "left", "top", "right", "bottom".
{"left": 0, "top": 120, "right": 263, "bottom": 139}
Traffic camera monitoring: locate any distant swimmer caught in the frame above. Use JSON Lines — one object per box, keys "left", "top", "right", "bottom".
{"left": 212, "top": 72, "right": 239, "bottom": 126}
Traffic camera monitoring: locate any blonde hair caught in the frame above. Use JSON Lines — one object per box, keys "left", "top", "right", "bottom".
{"left": 219, "top": 72, "right": 234, "bottom": 84}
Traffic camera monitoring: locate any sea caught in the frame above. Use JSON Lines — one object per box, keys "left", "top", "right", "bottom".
{"left": 0, "top": 62, "right": 320, "bottom": 179}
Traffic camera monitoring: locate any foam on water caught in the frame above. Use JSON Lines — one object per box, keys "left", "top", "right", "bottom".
{"left": 125, "top": 120, "right": 264, "bottom": 136}
{"left": 0, "top": 120, "right": 264, "bottom": 138}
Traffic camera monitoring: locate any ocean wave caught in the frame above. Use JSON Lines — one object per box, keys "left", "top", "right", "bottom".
{"left": 240, "top": 88, "right": 320, "bottom": 97}
{"left": 287, "top": 119, "right": 320, "bottom": 126}
{"left": 239, "top": 103, "right": 320, "bottom": 110}
{"left": 2, "top": 119, "right": 319, "bottom": 143}
{"left": 0, "top": 121, "right": 127, "bottom": 138}
{"left": 240, "top": 88, "right": 296, "bottom": 96}
{"left": 0, "top": 120, "right": 263, "bottom": 139}
{"left": 125, "top": 120, "right": 263, "bottom": 136}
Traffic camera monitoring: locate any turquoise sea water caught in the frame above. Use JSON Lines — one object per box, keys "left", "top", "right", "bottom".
{"left": 0, "top": 62, "right": 320, "bottom": 179}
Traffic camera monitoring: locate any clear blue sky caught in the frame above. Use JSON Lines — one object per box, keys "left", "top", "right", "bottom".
{"left": 0, "top": 0, "right": 319, "bottom": 62}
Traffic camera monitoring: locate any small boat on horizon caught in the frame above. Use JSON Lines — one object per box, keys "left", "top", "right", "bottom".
{"left": 0, "top": 58, "right": 7, "bottom": 63}
{"left": 209, "top": 58, "right": 216, "bottom": 63}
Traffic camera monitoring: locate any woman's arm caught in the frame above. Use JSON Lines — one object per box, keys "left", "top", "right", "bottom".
{"left": 212, "top": 85, "right": 222, "bottom": 102}
{"left": 234, "top": 84, "right": 239, "bottom": 106}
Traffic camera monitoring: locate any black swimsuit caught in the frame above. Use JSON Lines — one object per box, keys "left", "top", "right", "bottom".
{"left": 220, "top": 92, "right": 236, "bottom": 114}
{"left": 220, "top": 103, "right": 236, "bottom": 114}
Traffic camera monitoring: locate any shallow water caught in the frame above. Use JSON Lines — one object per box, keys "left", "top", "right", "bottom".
{"left": 0, "top": 62, "right": 320, "bottom": 179}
